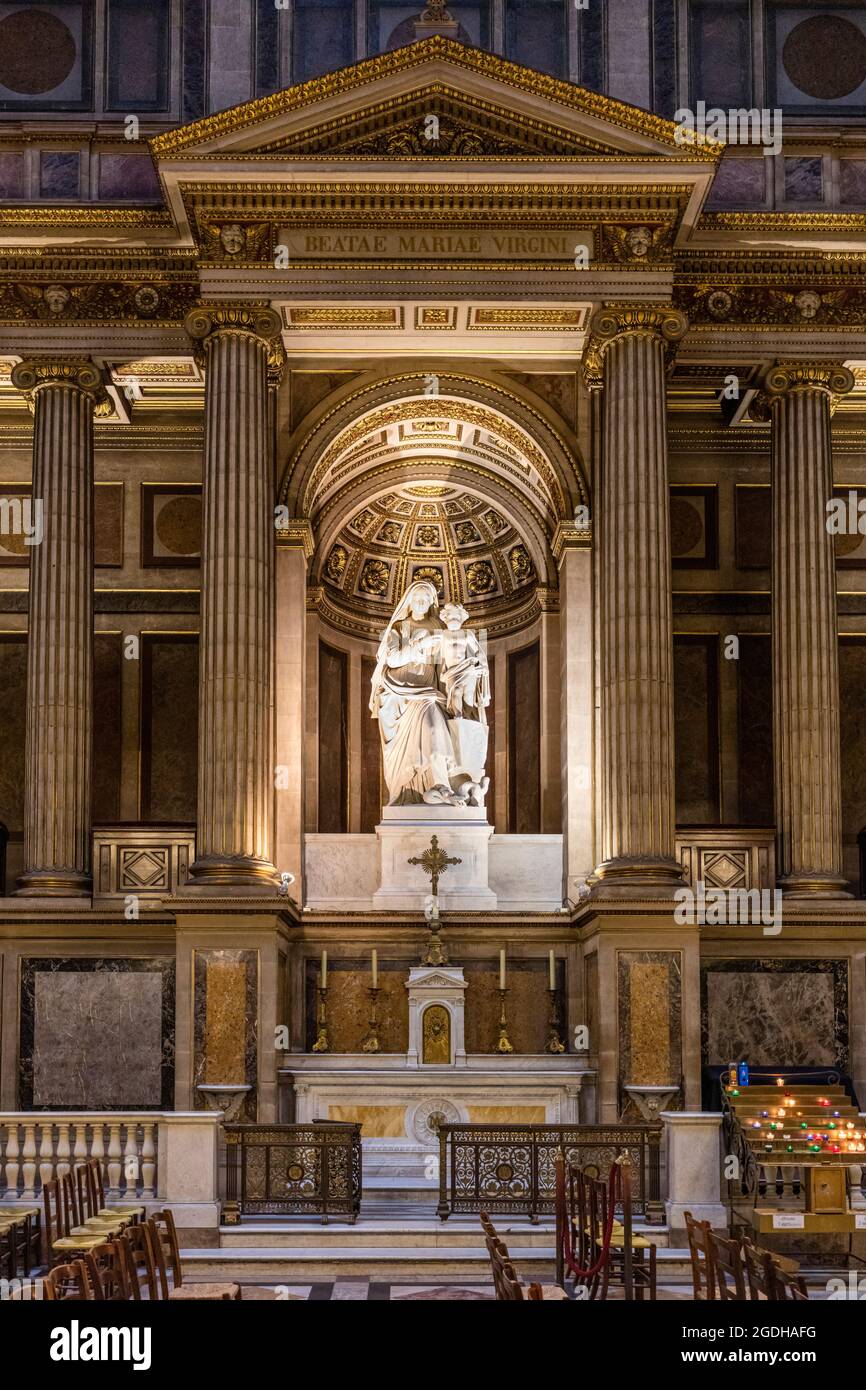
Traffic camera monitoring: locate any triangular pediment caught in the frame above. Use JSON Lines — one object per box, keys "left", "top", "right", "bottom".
{"left": 151, "top": 36, "right": 718, "bottom": 165}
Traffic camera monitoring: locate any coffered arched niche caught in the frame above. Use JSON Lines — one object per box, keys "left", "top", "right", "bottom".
{"left": 278, "top": 369, "right": 590, "bottom": 882}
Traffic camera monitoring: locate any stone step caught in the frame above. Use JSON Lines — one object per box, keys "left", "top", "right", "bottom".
{"left": 219, "top": 1220, "right": 558, "bottom": 1249}
{"left": 183, "top": 1244, "right": 688, "bottom": 1282}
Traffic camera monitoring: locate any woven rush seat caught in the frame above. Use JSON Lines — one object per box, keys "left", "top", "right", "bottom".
{"left": 168, "top": 1282, "right": 241, "bottom": 1300}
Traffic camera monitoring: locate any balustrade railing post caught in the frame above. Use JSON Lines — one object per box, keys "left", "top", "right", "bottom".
{"left": 647, "top": 1127, "right": 663, "bottom": 1225}
{"left": 4, "top": 1122, "right": 20, "bottom": 1198}
{"left": 437, "top": 1125, "right": 449, "bottom": 1220}
{"left": 107, "top": 1122, "right": 122, "bottom": 1197}
{"left": 21, "top": 1122, "right": 37, "bottom": 1199}
{"left": 141, "top": 1123, "right": 156, "bottom": 1198}
{"left": 55, "top": 1120, "right": 71, "bottom": 1181}
{"left": 38, "top": 1120, "right": 55, "bottom": 1192}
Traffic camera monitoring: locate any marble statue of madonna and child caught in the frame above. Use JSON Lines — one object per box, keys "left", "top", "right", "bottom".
{"left": 369, "top": 579, "right": 491, "bottom": 808}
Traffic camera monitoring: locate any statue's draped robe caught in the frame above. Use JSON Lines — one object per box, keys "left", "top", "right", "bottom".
{"left": 372, "top": 619, "right": 454, "bottom": 804}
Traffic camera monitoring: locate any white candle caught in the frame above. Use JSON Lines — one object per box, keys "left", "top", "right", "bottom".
{"left": 549, "top": 949, "right": 555, "bottom": 992}
{"left": 372, "top": 949, "right": 378, "bottom": 989}
{"left": 321, "top": 950, "right": 327, "bottom": 989}
{"left": 499, "top": 948, "right": 506, "bottom": 990}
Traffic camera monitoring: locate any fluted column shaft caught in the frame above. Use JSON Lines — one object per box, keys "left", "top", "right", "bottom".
{"left": 185, "top": 304, "right": 282, "bottom": 886}
{"left": 587, "top": 306, "right": 686, "bottom": 885}
{"left": 767, "top": 362, "right": 854, "bottom": 897}
{"left": 11, "top": 359, "right": 101, "bottom": 896}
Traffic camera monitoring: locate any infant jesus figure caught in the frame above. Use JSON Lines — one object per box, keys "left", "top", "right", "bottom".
{"left": 438, "top": 603, "right": 491, "bottom": 807}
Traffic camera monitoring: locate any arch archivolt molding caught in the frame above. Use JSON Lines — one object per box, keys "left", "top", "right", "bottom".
{"left": 280, "top": 368, "right": 588, "bottom": 525}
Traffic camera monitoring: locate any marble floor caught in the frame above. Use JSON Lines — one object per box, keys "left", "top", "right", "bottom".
{"left": 235, "top": 1278, "right": 698, "bottom": 1300}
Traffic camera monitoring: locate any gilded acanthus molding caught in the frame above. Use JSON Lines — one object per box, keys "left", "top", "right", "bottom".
{"left": 582, "top": 303, "right": 688, "bottom": 387}
{"left": 551, "top": 520, "right": 592, "bottom": 561}
{"left": 675, "top": 283, "right": 866, "bottom": 329}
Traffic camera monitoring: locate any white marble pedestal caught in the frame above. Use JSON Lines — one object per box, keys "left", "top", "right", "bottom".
{"left": 373, "top": 805, "right": 497, "bottom": 911}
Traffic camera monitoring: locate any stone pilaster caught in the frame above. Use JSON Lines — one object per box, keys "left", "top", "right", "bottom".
{"left": 765, "top": 362, "right": 854, "bottom": 897}
{"left": 185, "top": 304, "right": 282, "bottom": 887}
{"left": 11, "top": 359, "right": 102, "bottom": 896}
{"left": 584, "top": 305, "right": 687, "bottom": 888}
{"left": 552, "top": 520, "right": 593, "bottom": 902}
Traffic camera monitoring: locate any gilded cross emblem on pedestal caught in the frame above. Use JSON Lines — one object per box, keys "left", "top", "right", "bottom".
{"left": 407, "top": 834, "right": 461, "bottom": 895}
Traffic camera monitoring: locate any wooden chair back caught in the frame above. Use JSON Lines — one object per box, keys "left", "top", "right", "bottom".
{"left": 44, "top": 1260, "right": 89, "bottom": 1301}
{"left": 87, "top": 1157, "right": 107, "bottom": 1209}
{"left": 61, "top": 1172, "right": 82, "bottom": 1230}
{"left": 76, "top": 1164, "right": 94, "bottom": 1222}
{"left": 741, "top": 1238, "right": 775, "bottom": 1300}
{"left": 43, "top": 1178, "right": 68, "bottom": 1249}
{"left": 80, "top": 1251, "right": 106, "bottom": 1301}
{"left": 86, "top": 1241, "right": 130, "bottom": 1301}
{"left": 152, "top": 1207, "right": 183, "bottom": 1287}
{"left": 708, "top": 1230, "right": 748, "bottom": 1300}
{"left": 145, "top": 1217, "right": 170, "bottom": 1299}
{"left": 120, "top": 1223, "right": 157, "bottom": 1300}
{"left": 769, "top": 1257, "right": 809, "bottom": 1301}
{"left": 684, "top": 1211, "right": 716, "bottom": 1300}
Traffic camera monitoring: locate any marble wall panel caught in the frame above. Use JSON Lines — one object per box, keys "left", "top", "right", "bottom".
{"left": 304, "top": 958, "right": 409, "bottom": 1053}
{"left": 617, "top": 950, "right": 682, "bottom": 1089}
{"left": 93, "top": 633, "right": 122, "bottom": 823}
{"left": 193, "top": 949, "right": 257, "bottom": 1112}
{"left": 508, "top": 641, "right": 540, "bottom": 833}
{"left": 738, "top": 634, "right": 774, "bottom": 826}
{"left": 673, "top": 635, "right": 720, "bottom": 824}
{"left": 464, "top": 959, "right": 556, "bottom": 1055}
{"left": 140, "top": 634, "right": 198, "bottom": 822}
{"left": 839, "top": 639, "right": 866, "bottom": 889}
{"left": 701, "top": 959, "right": 848, "bottom": 1069}
{"left": 19, "top": 957, "right": 174, "bottom": 1110}
{"left": 318, "top": 642, "right": 348, "bottom": 833}
{"left": 0, "top": 635, "right": 26, "bottom": 838}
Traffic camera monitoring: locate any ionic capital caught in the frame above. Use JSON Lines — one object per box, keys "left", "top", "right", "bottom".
{"left": 582, "top": 303, "right": 688, "bottom": 387}
{"left": 763, "top": 361, "right": 855, "bottom": 403}
{"left": 184, "top": 302, "right": 282, "bottom": 359}
{"left": 11, "top": 357, "right": 104, "bottom": 400}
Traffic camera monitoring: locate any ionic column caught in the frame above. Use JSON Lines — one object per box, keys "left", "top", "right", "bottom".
{"left": 185, "top": 304, "right": 282, "bottom": 887}
{"left": 765, "top": 362, "right": 854, "bottom": 897}
{"left": 584, "top": 305, "right": 687, "bottom": 887}
{"left": 11, "top": 359, "right": 102, "bottom": 896}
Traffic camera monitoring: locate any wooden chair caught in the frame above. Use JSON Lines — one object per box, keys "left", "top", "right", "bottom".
{"left": 480, "top": 1213, "right": 568, "bottom": 1302}
{"left": 84, "top": 1240, "right": 131, "bottom": 1301}
{"left": 43, "top": 1178, "right": 105, "bottom": 1266}
{"left": 741, "top": 1238, "right": 776, "bottom": 1300}
{"left": 684, "top": 1211, "right": 716, "bottom": 1300}
{"left": 0, "top": 1215, "right": 18, "bottom": 1281}
{"left": 43, "top": 1260, "right": 90, "bottom": 1301}
{"left": 149, "top": 1206, "right": 241, "bottom": 1300}
{"left": 120, "top": 1223, "right": 158, "bottom": 1300}
{"left": 61, "top": 1172, "right": 123, "bottom": 1238}
{"left": 0, "top": 1205, "right": 41, "bottom": 1271}
{"left": 708, "top": 1230, "right": 748, "bottom": 1300}
{"left": 768, "top": 1255, "right": 809, "bottom": 1301}
{"left": 87, "top": 1157, "right": 145, "bottom": 1222}
{"left": 583, "top": 1162, "right": 656, "bottom": 1301}
{"left": 145, "top": 1217, "right": 170, "bottom": 1299}
{"left": 76, "top": 1164, "right": 133, "bottom": 1232}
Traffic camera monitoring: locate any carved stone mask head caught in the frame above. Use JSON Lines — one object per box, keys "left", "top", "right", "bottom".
{"left": 220, "top": 224, "right": 245, "bottom": 256}
{"left": 626, "top": 226, "right": 653, "bottom": 258}
{"left": 44, "top": 285, "right": 70, "bottom": 314}
{"left": 794, "top": 290, "right": 822, "bottom": 320}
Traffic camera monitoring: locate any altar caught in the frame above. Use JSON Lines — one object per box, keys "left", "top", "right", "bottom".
{"left": 279, "top": 963, "right": 592, "bottom": 1182}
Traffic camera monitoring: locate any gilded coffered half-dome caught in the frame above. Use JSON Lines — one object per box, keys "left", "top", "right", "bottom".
{"left": 317, "top": 481, "right": 538, "bottom": 618}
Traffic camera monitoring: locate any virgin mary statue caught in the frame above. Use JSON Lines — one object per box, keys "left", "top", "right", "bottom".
{"left": 369, "top": 580, "right": 461, "bottom": 805}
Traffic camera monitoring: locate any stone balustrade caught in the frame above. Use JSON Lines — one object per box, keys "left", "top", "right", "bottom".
{"left": 0, "top": 1111, "right": 221, "bottom": 1228}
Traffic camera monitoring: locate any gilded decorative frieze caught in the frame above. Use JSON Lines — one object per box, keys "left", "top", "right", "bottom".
{"left": 599, "top": 223, "right": 673, "bottom": 264}
{"left": 0, "top": 279, "right": 198, "bottom": 325}
{"left": 675, "top": 283, "right": 866, "bottom": 328}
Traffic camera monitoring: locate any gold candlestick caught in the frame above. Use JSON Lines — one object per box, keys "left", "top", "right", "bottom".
{"left": 546, "top": 988, "right": 565, "bottom": 1054}
{"left": 496, "top": 987, "right": 514, "bottom": 1054}
{"left": 311, "top": 985, "right": 330, "bottom": 1052}
{"left": 361, "top": 986, "right": 381, "bottom": 1053}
